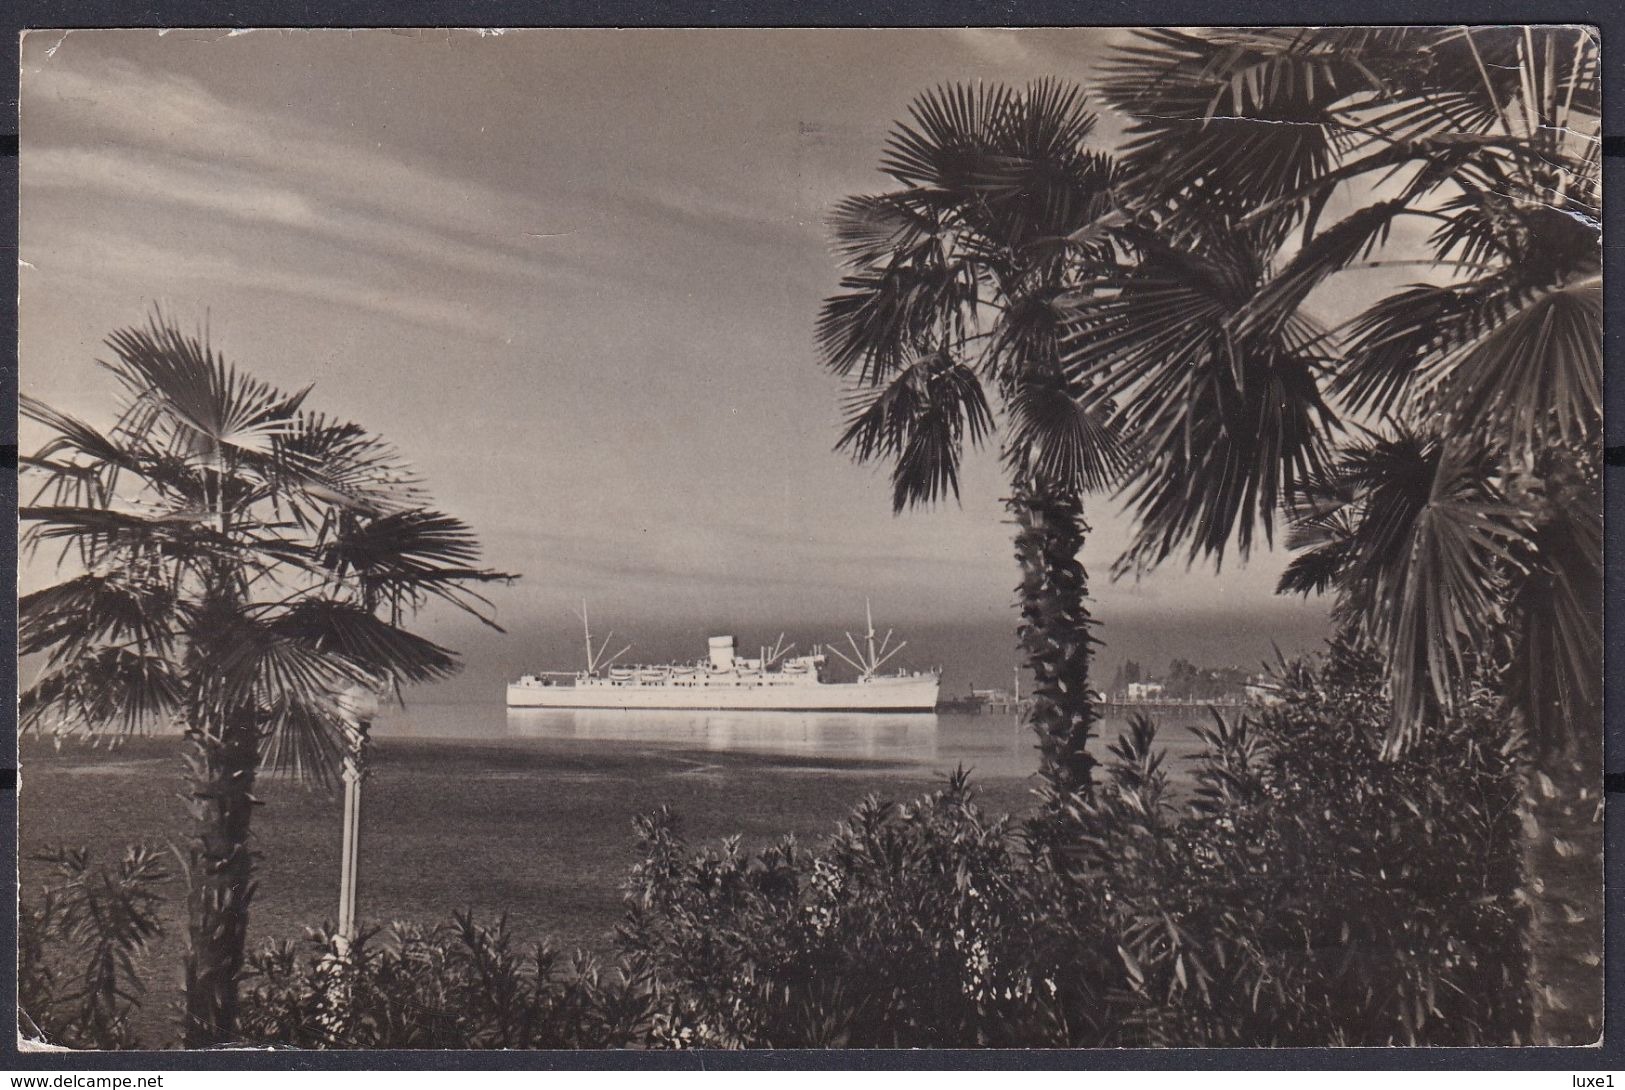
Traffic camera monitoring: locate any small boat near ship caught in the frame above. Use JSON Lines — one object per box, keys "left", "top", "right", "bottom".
{"left": 507, "top": 602, "right": 941, "bottom": 712}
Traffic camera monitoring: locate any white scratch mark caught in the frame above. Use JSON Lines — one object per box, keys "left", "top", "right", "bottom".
{"left": 42, "top": 31, "right": 69, "bottom": 59}
{"left": 18, "top": 258, "right": 38, "bottom": 271}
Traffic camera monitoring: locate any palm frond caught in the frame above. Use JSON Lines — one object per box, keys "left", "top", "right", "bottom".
{"left": 21, "top": 648, "right": 184, "bottom": 736}
{"left": 836, "top": 350, "right": 993, "bottom": 513}
{"left": 1226, "top": 199, "right": 1408, "bottom": 344}
{"left": 816, "top": 263, "right": 973, "bottom": 384}
{"left": 971, "top": 81, "right": 1117, "bottom": 250}
{"left": 1276, "top": 429, "right": 1439, "bottom": 609}
{"left": 1277, "top": 532, "right": 1355, "bottom": 597}
{"left": 1098, "top": 27, "right": 1388, "bottom": 240}
{"left": 1437, "top": 273, "right": 1601, "bottom": 454}
{"left": 101, "top": 315, "right": 308, "bottom": 459}
{"left": 317, "top": 508, "right": 515, "bottom": 626}
{"left": 1381, "top": 440, "right": 1528, "bottom": 747}
{"left": 19, "top": 395, "right": 140, "bottom": 509}
{"left": 1362, "top": 27, "right": 1599, "bottom": 149}
{"left": 257, "top": 697, "right": 349, "bottom": 785}
{"left": 1003, "top": 370, "right": 1129, "bottom": 495}
{"left": 207, "top": 620, "right": 373, "bottom": 717}
{"left": 880, "top": 81, "right": 1017, "bottom": 189}
{"left": 1112, "top": 346, "right": 1333, "bottom": 572}
{"left": 1063, "top": 228, "right": 1334, "bottom": 571}
{"left": 269, "top": 412, "right": 424, "bottom": 522}
{"left": 268, "top": 599, "right": 461, "bottom": 686}
{"left": 1235, "top": 132, "right": 1544, "bottom": 240}
{"left": 1332, "top": 277, "right": 1518, "bottom": 418}
{"left": 19, "top": 504, "right": 249, "bottom": 573}
{"left": 319, "top": 509, "right": 482, "bottom": 577}
{"left": 827, "top": 192, "right": 944, "bottom": 269}
{"left": 20, "top": 574, "right": 183, "bottom": 665}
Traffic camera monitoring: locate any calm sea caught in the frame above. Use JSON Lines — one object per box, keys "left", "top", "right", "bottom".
{"left": 371, "top": 702, "right": 1219, "bottom": 781}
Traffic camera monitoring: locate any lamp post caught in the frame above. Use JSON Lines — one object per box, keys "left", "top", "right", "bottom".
{"left": 334, "top": 684, "right": 380, "bottom": 952}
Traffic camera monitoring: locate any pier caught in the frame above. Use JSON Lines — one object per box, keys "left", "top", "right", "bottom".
{"left": 938, "top": 695, "right": 1259, "bottom": 716}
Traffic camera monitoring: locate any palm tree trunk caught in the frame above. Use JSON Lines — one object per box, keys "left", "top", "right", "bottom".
{"left": 181, "top": 717, "right": 259, "bottom": 1046}
{"left": 1512, "top": 462, "right": 1602, "bottom": 1045}
{"left": 1009, "top": 477, "right": 1099, "bottom": 797}
{"left": 1522, "top": 727, "right": 1603, "bottom": 1044}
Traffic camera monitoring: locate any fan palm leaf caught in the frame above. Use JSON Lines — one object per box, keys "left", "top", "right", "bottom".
{"left": 316, "top": 508, "right": 510, "bottom": 625}
{"left": 1504, "top": 468, "right": 1601, "bottom": 749}
{"left": 1063, "top": 227, "right": 1335, "bottom": 570}
{"left": 1434, "top": 273, "right": 1601, "bottom": 455}
{"left": 21, "top": 648, "right": 185, "bottom": 735}
{"left": 826, "top": 192, "right": 947, "bottom": 269}
{"left": 268, "top": 599, "right": 461, "bottom": 686}
{"left": 836, "top": 350, "right": 993, "bottom": 513}
{"left": 101, "top": 317, "right": 309, "bottom": 462}
{"left": 1004, "top": 369, "right": 1130, "bottom": 495}
{"left": 1380, "top": 441, "right": 1527, "bottom": 746}
{"left": 269, "top": 412, "right": 423, "bottom": 522}
{"left": 20, "top": 574, "right": 183, "bottom": 664}
{"left": 1276, "top": 428, "right": 1527, "bottom": 743}
{"left": 880, "top": 81, "right": 1019, "bottom": 188}
{"left": 817, "top": 262, "right": 975, "bottom": 385}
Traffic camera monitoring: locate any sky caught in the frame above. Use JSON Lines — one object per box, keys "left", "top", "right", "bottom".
{"left": 18, "top": 27, "right": 1333, "bottom": 697}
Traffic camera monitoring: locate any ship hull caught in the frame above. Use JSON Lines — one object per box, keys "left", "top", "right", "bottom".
{"left": 506, "top": 674, "right": 939, "bottom": 712}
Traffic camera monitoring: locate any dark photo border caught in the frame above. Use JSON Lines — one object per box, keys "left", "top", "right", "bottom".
{"left": 3, "top": 0, "right": 1620, "bottom": 1072}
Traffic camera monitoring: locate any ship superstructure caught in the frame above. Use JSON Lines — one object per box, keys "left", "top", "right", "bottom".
{"left": 507, "top": 602, "right": 940, "bottom": 712}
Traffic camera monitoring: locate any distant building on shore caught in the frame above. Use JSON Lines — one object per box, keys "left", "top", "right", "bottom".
{"left": 1125, "top": 681, "right": 1165, "bottom": 702}
{"left": 1244, "top": 676, "right": 1284, "bottom": 706}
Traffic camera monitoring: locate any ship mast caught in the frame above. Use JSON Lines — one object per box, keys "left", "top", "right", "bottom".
{"left": 865, "top": 598, "right": 877, "bottom": 674}
{"left": 573, "top": 599, "right": 631, "bottom": 675}
{"left": 827, "top": 597, "right": 907, "bottom": 679}
{"left": 763, "top": 633, "right": 795, "bottom": 669}
{"left": 582, "top": 599, "right": 592, "bottom": 671}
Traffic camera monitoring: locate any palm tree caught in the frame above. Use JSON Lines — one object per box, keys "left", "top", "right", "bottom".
{"left": 19, "top": 314, "right": 515, "bottom": 1046}
{"left": 817, "top": 82, "right": 1128, "bottom": 796}
{"left": 1078, "top": 27, "right": 1601, "bottom": 1042}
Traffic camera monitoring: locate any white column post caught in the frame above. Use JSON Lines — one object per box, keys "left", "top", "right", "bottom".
{"left": 338, "top": 732, "right": 363, "bottom": 943}
{"left": 334, "top": 685, "right": 379, "bottom": 953}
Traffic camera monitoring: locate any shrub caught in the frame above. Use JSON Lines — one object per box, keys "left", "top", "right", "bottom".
{"left": 626, "top": 637, "right": 1530, "bottom": 1048}
{"left": 1030, "top": 636, "right": 1527, "bottom": 1045}
{"left": 18, "top": 846, "right": 170, "bottom": 1049}
{"left": 620, "top": 770, "right": 1115, "bottom": 1048}
{"left": 237, "top": 913, "right": 662, "bottom": 1049}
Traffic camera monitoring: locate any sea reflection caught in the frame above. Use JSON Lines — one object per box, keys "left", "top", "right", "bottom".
{"left": 504, "top": 707, "right": 944, "bottom": 762}
{"left": 374, "top": 701, "right": 1208, "bottom": 780}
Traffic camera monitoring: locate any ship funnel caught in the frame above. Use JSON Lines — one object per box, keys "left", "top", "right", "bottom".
{"left": 707, "top": 635, "right": 736, "bottom": 670}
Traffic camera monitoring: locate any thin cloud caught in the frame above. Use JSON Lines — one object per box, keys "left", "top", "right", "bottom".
{"left": 20, "top": 223, "right": 515, "bottom": 341}
{"left": 23, "top": 144, "right": 610, "bottom": 298}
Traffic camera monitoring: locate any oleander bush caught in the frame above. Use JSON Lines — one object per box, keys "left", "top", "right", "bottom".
{"left": 618, "top": 771, "right": 1109, "bottom": 1047}
{"left": 236, "top": 914, "right": 663, "bottom": 1049}
{"left": 1054, "top": 637, "right": 1529, "bottom": 1046}
{"left": 18, "top": 846, "right": 170, "bottom": 1049}
{"left": 620, "top": 636, "right": 1529, "bottom": 1047}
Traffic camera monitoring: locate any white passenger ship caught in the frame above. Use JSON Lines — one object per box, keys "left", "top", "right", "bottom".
{"left": 506, "top": 603, "right": 940, "bottom": 712}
